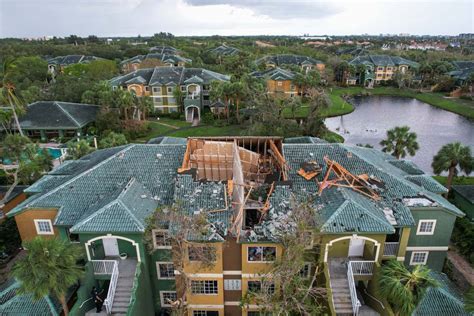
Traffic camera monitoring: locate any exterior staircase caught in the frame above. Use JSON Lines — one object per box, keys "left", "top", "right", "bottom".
{"left": 111, "top": 259, "right": 137, "bottom": 315}
{"left": 329, "top": 259, "right": 354, "bottom": 315}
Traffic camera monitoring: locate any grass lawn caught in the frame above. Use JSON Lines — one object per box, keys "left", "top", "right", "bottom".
{"left": 433, "top": 176, "right": 474, "bottom": 186}
{"left": 332, "top": 86, "right": 474, "bottom": 120}
{"left": 167, "top": 125, "right": 242, "bottom": 137}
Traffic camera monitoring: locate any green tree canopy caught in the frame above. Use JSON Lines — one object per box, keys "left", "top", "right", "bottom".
{"left": 380, "top": 126, "right": 419, "bottom": 159}
{"left": 432, "top": 142, "right": 473, "bottom": 192}
{"left": 99, "top": 132, "right": 128, "bottom": 149}
{"left": 12, "top": 237, "right": 84, "bottom": 315}
{"left": 66, "top": 139, "right": 94, "bottom": 160}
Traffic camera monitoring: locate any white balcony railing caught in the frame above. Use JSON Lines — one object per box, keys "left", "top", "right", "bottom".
{"left": 383, "top": 242, "right": 399, "bottom": 257}
{"left": 347, "top": 262, "right": 361, "bottom": 315}
{"left": 104, "top": 261, "right": 119, "bottom": 315}
{"left": 350, "top": 260, "right": 375, "bottom": 276}
{"left": 91, "top": 260, "right": 117, "bottom": 275}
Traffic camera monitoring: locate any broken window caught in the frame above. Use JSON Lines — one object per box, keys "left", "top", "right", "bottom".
{"left": 153, "top": 230, "right": 171, "bottom": 249}
{"left": 245, "top": 209, "right": 261, "bottom": 229}
{"left": 248, "top": 246, "right": 276, "bottom": 262}
{"left": 247, "top": 280, "right": 275, "bottom": 294}
{"left": 188, "top": 245, "right": 216, "bottom": 262}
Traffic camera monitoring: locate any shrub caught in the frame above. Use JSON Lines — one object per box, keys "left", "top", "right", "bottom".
{"left": 122, "top": 120, "right": 150, "bottom": 140}
{"left": 201, "top": 112, "right": 215, "bottom": 125}
{"left": 451, "top": 217, "right": 474, "bottom": 263}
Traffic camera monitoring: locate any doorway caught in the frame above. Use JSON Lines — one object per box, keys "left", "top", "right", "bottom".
{"left": 348, "top": 238, "right": 365, "bottom": 257}
{"left": 103, "top": 238, "right": 119, "bottom": 257}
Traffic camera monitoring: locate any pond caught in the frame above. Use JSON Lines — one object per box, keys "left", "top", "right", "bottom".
{"left": 325, "top": 96, "right": 474, "bottom": 174}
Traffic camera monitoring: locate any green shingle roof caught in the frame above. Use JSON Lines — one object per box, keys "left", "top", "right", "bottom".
{"left": 0, "top": 280, "right": 61, "bottom": 316}
{"left": 256, "top": 54, "right": 323, "bottom": 67}
{"left": 413, "top": 272, "right": 470, "bottom": 316}
{"left": 17, "top": 101, "right": 99, "bottom": 130}
{"left": 210, "top": 45, "right": 240, "bottom": 56}
{"left": 250, "top": 67, "right": 296, "bottom": 81}
{"left": 349, "top": 55, "right": 419, "bottom": 68}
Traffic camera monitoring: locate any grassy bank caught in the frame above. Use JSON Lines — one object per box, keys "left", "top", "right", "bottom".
{"left": 282, "top": 91, "right": 355, "bottom": 119}
{"left": 333, "top": 87, "right": 474, "bottom": 120}
{"left": 433, "top": 176, "right": 474, "bottom": 186}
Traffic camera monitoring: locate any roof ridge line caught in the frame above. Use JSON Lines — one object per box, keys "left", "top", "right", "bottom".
{"left": 117, "top": 199, "right": 145, "bottom": 231}
{"left": 24, "top": 145, "right": 137, "bottom": 209}
{"left": 55, "top": 102, "right": 82, "bottom": 127}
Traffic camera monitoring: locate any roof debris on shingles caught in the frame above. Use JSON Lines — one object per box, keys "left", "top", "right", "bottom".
{"left": 255, "top": 54, "right": 324, "bottom": 67}
{"left": 0, "top": 280, "right": 61, "bottom": 316}
{"left": 413, "top": 272, "right": 470, "bottom": 316}
{"left": 110, "top": 66, "right": 229, "bottom": 87}
{"left": 10, "top": 138, "right": 462, "bottom": 239}
{"left": 17, "top": 101, "right": 99, "bottom": 130}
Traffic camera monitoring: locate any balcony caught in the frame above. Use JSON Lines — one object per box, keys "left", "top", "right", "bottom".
{"left": 383, "top": 242, "right": 399, "bottom": 257}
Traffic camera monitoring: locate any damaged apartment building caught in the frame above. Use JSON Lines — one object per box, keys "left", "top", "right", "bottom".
{"left": 5, "top": 136, "right": 463, "bottom": 316}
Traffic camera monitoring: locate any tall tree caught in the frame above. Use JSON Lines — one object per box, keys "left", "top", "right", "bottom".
{"left": 12, "top": 237, "right": 84, "bottom": 316}
{"left": 99, "top": 132, "right": 128, "bottom": 148}
{"left": 1, "top": 58, "right": 25, "bottom": 136}
{"left": 432, "top": 142, "right": 473, "bottom": 193}
{"left": 379, "top": 260, "right": 438, "bottom": 316}
{"left": 67, "top": 139, "right": 94, "bottom": 160}
{"left": 380, "top": 126, "right": 419, "bottom": 159}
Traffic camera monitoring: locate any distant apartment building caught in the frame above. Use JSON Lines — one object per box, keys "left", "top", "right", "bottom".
{"left": 256, "top": 54, "right": 325, "bottom": 73}
{"left": 210, "top": 44, "right": 240, "bottom": 56}
{"left": 109, "top": 67, "right": 230, "bottom": 121}
{"left": 347, "top": 55, "right": 419, "bottom": 86}
{"left": 120, "top": 53, "right": 192, "bottom": 73}
{"left": 448, "top": 61, "right": 474, "bottom": 86}
{"left": 47, "top": 55, "right": 104, "bottom": 75}
{"left": 5, "top": 136, "right": 464, "bottom": 316}
{"left": 250, "top": 67, "right": 301, "bottom": 98}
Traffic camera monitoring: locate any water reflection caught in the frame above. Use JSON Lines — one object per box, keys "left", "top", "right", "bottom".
{"left": 325, "top": 96, "right": 474, "bottom": 174}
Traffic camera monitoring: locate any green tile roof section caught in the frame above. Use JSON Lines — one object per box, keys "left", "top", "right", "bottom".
{"left": 17, "top": 101, "right": 99, "bottom": 130}
{"left": 120, "top": 53, "right": 191, "bottom": 66}
{"left": 413, "top": 272, "right": 470, "bottom": 316}
{"left": 256, "top": 54, "right": 323, "bottom": 67}
{"left": 250, "top": 67, "right": 296, "bottom": 81}
{"left": 0, "top": 280, "right": 61, "bottom": 316}
{"left": 210, "top": 45, "right": 240, "bottom": 56}
{"left": 349, "top": 55, "right": 419, "bottom": 68}
{"left": 47, "top": 55, "right": 103, "bottom": 66}
{"left": 71, "top": 178, "right": 157, "bottom": 233}
{"left": 110, "top": 67, "right": 230, "bottom": 87}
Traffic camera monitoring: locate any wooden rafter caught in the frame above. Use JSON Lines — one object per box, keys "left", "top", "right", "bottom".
{"left": 318, "top": 156, "right": 380, "bottom": 201}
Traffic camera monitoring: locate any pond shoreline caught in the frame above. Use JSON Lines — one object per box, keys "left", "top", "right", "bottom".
{"left": 330, "top": 87, "right": 474, "bottom": 120}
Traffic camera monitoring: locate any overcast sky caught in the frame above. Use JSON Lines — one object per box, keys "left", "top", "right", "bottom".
{"left": 0, "top": 0, "right": 473, "bottom": 38}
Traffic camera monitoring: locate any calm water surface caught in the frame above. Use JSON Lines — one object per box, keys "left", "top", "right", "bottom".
{"left": 325, "top": 96, "right": 474, "bottom": 174}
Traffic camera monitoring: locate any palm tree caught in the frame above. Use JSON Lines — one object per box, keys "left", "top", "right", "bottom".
{"left": 432, "top": 142, "right": 473, "bottom": 193}
{"left": 465, "top": 287, "right": 474, "bottom": 313}
{"left": 12, "top": 237, "right": 84, "bottom": 316}
{"left": 380, "top": 126, "right": 419, "bottom": 159}
{"left": 1, "top": 59, "right": 25, "bottom": 136}
{"left": 230, "top": 81, "right": 246, "bottom": 123}
{"left": 379, "top": 260, "right": 438, "bottom": 316}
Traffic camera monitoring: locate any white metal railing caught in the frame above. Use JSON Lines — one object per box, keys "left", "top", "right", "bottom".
{"left": 91, "top": 260, "right": 117, "bottom": 275}
{"left": 383, "top": 242, "right": 399, "bottom": 257}
{"left": 350, "top": 260, "right": 375, "bottom": 276}
{"left": 347, "top": 262, "right": 361, "bottom": 315}
{"left": 103, "top": 261, "right": 119, "bottom": 315}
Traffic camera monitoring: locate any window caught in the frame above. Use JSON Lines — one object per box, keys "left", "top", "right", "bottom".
{"left": 224, "top": 279, "right": 241, "bottom": 290}
{"left": 145, "top": 86, "right": 150, "bottom": 92}
{"left": 410, "top": 251, "right": 428, "bottom": 265}
{"left": 168, "top": 97, "right": 176, "bottom": 104}
{"left": 277, "top": 81, "right": 283, "bottom": 86}
{"left": 377, "top": 74, "right": 382, "bottom": 77}
{"left": 377, "top": 67, "right": 383, "bottom": 71}
{"left": 248, "top": 246, "right": 276, "bottom": 262}
{"left": 180, "top": 86, "right": 186, "bottom": 92}
{"left": 152, "top": 86, "right": 161, "bottom": 93}
{"left": 299, "top": 263, "right": 311, "bottom": 279}
{"left": 154, "top": 97, "right": 163, "bottom": 104}
{"left": 34, "top": 219, "right": 54, "bottom": 235}
{"left": 156, "top": 262, "right": 175, "bottom": 279}
{"left": 152, "top": 229, "right": 171, "bottom": 249}
{"left": 191, "top": 280, "right": 218, "bottom": 295}
{"left": 188, "top": 246, "right": 215, "bottom": 262}
{"left": 247, "top": 280, "right": 275, "bottom": 294}
{"left": 159, "top": 291, "right": 177, "bottom": 307}
{"left": 290, "top": 84, "right": 295, "bottom": 91}
{"left": 66, "top": 228, "right": 80, "bottom": 243}
{"left": 417, "top": 220, "right": 436, "bottom": 235}
{"left": 193, "top": 311, "right": 219, "bottom": 316}
{"left": 387, "top": 67, "right": 392, "bottom": 71}
{"left": 167, "top": 86, "right": 174, "bottom": 93}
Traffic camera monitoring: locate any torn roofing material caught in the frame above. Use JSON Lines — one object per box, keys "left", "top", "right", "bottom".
{"left": 9, "top": 138, "right": 461, "bottom": 241}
